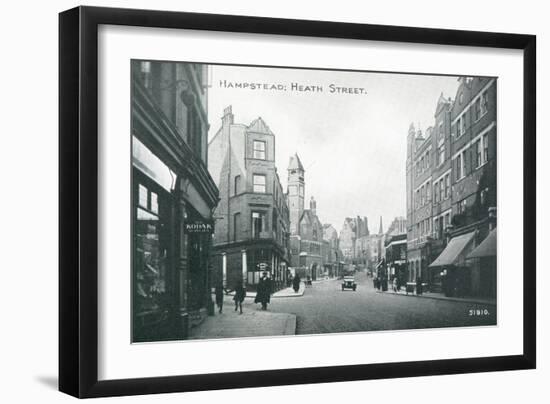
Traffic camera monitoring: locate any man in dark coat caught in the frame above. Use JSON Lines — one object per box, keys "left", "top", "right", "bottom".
{"left": 416, "top": 276, "right": 423, "bottom": 295}
{"left": 292, "top": 273, "right": 301, "bottom": 293}
{"left": 233, "top": 281, "right": 246, "bottom": 314}
{"left": 255, "top": 272, "right": 272, "bottom": 310}
{"left": 215, "top": 284, "right": 224, "bottom": 314}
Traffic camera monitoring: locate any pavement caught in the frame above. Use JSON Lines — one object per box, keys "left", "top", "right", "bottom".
{"left": 374, "top": 287, "right": 496, "bottom": 306}
{"left": 193, "top": 273, "right": 496, "bottom": 339}
{"left": 189, "top": 294, "right": 296, "bottom": 340}
{"left": 224, "top": 282, "right": 306, "bottom": 298}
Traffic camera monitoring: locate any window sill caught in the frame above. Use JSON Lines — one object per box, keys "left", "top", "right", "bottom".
{"left": 474, "top": 161, "right": 489, "bottom": 171}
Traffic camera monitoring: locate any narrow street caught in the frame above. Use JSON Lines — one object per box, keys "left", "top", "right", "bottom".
{"left": 264, "top": 272, "right": 496, "bottom": 335}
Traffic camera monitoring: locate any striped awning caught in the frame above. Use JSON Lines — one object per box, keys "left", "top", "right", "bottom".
{"left": 429, "top": 231, "right": 476, "bottom": 267}
{"left": 467, "top": 229, "right": 497, "bottom": 259}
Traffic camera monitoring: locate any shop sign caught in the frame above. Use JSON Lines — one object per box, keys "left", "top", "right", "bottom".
{"left": 184, "top": 221, "right": 213, "bottom": 234}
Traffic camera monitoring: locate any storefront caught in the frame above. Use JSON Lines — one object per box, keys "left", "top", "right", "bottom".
{"left": 131, "top": 60, "right": 219, "bottom": 342}
{"left": 429, "top": 231, "right": 476, "bottom": 297}
{"left": 212, "top": 240, "right": 289, "bottom": 293}
{"left": 133, "top": 167, "right": 175, "bottom": 342}
{"left": 467, "top": 228, "right": 497, "bottom": 298}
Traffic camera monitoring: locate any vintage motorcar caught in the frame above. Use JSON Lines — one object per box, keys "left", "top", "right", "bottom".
{"left": 341, "top": 276, "right": 357, "bottom": 291}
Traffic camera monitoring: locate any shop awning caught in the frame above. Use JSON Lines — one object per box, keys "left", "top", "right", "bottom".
{"left": 467, "top": 229, "right": 496, "bottom": 259}
{"left": 429, "top": 231, "right": 476, "bottom": 268}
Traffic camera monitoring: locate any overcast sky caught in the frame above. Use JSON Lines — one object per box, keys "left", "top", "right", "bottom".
{"left": 207, "top": 64, "right": 460, "bottom": 234}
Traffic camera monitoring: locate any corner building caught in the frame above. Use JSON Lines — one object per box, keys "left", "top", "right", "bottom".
{"left": 208, "top": 107, "right": 290, "bottom": 292}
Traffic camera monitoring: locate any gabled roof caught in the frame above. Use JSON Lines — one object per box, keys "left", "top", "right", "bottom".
{"left": 288, "top": 153, "right": 304, "bottom": 171}
{"left": 247, "top": 117, "right": 273, "bottom": 135}
{"left": 300, "top": 209, "right": 322, "bottom": 227}
{"left": 435, "top": 92, "right": 451, "bottom": 115}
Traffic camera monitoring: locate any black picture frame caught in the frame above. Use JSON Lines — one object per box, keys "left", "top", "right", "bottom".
{"left": 59, "top": 5, "right": 536, "bottom": 398}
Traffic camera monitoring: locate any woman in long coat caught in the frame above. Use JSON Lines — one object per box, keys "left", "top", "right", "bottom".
{"left": 292, "top": 273, "right": 301, "bottom": 293}
{"left": 255, "top": 272, "right": 272, "bottom": 310}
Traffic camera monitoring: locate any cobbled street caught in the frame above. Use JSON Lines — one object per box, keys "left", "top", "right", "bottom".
{"left": 260, "top": 272, "right": 496, "bottom": 335}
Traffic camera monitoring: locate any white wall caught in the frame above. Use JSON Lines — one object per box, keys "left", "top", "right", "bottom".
{"left": 1, "top": 0, "right": 546, "bottom": 403}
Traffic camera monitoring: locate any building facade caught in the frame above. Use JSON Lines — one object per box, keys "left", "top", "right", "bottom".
{"left": 131, "top": 60, "right": 219, "bottom": 342}
{"left": 323, "top": 224, "right": 343, "bottom": 277}
{"left": 208, "top": 106, "right": 290, "bottom": 292}
{"left": 339, "top": 216, "right": 369, "bottom": 264}
{"left": 287, "top": 154, "right": 333, "bottom": 280}
{"left": 384, "top": 217, "right": 408, "bottom": 286}
{"left": 291, "top": 197, "right": 326, "bottom": 280}
{"left": 406, "top": 77, "right": 497, "bottom": 297}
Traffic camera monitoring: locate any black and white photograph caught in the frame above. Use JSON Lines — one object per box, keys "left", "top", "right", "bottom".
{"left": 131, "top": 60, "right": 497, "bottom": 343}
{"left": 2, "top": 0, "right": 544, "bottom": 402}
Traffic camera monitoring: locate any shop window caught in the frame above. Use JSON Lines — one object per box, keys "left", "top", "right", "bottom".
{"left": 133, "top": 180, "right": 169, "bottom": 341}
{"left": 140, "top": 61, "right": 152, "bottom": 91}
{"left": 138, "top": 184, "right": 148, "bottom": 209}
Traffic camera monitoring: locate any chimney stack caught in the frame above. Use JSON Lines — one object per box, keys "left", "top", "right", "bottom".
{"left": 222, "top": 105, "right": 234, "bottom": 127}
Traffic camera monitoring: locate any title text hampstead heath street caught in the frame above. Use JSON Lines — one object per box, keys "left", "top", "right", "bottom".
{"left": 218, "top": 80, "right": 368, "bottom": 94}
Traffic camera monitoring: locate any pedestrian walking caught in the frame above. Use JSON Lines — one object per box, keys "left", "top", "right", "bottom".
{"left": 215, "top": 284, "right": 224, "bottom": 314}
{"left": 416, "top": 276, "right": 423, "bottom": 295}
{"left": 292, "top": 273, "right": 301, "bottom": 293}
{"left": 233, "top": 281, "right": 245, "bottom": 314}
{"left": 392, "top": 277, "right": 398, "bottom": 293}
{"left": 255, "top": 272, "right": 272, "bottom": 310}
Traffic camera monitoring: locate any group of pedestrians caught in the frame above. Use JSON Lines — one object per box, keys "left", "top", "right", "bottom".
{"left": 214, "top": 271, "right": 274, "bottom": 314}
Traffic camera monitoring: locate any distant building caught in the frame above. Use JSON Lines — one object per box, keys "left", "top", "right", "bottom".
{"left": 365, "top": 216, "right": 385, "bottom": 274}
{"left": 208, "top": 106, "right": 290, "bottom": 292}
{"left": 386, "top": 216, "right": 407, "bottom": 237}
{"left": 322, "top": 224, "right": 343, "bottom": 277}
{"left": 340, "top": 216, "right": 369, "bottom": 264}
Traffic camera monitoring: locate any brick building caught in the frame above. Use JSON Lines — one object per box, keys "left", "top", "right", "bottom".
{"left": 208, "top": 106, "right": 290, "bottom": 292}
{"left": 406, "top": 77, "right": 497, "bottom": 298}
